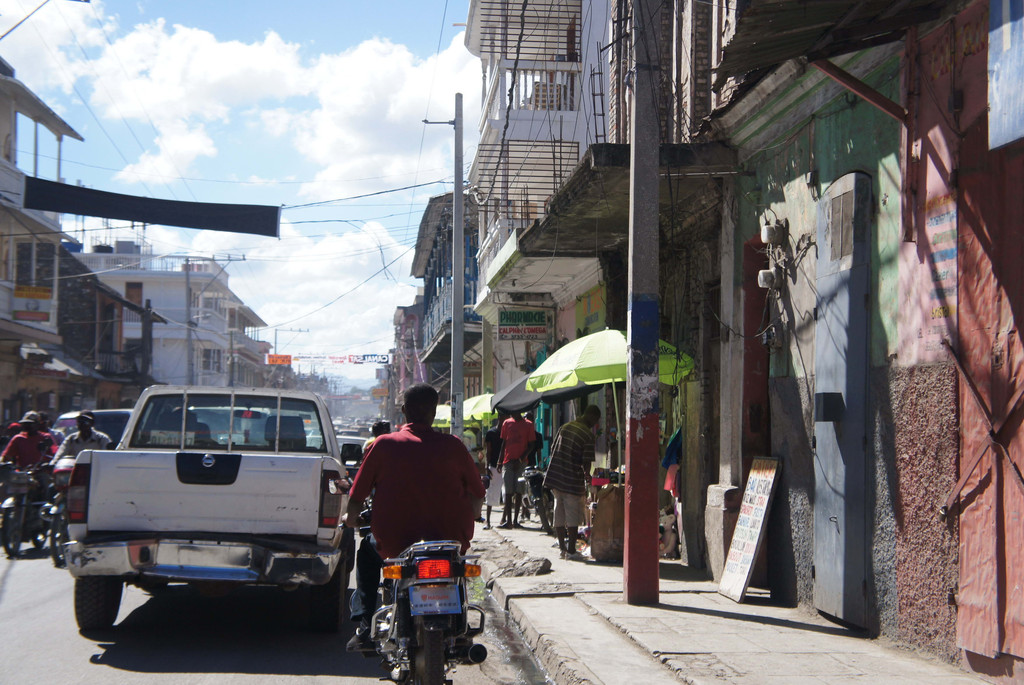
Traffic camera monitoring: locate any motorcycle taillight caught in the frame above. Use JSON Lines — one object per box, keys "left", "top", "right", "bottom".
{"left": 53, "top": 468, "right": 73, "bottom": 491}
{"left": 68, "top": 463, "right": 91, "bottom": 523}
{"left": 416, "top": 558, "right": 452, "bottom": 579}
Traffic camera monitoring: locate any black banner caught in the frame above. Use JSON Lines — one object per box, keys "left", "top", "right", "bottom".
{"left": 24, "top": 177, "right": 280, "bottom": 237}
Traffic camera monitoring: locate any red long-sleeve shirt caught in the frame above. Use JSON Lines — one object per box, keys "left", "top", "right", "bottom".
{"left": 349, "top": 423, "right": 485, "bottom": 559}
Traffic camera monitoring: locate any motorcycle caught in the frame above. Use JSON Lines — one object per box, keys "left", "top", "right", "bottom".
{"left": 370, "top": 540, "right": 488, "bottom": 685}
{"left": 519, "top": 465, "right": 554, "bottom": 534}
{"left": 1, "top": 463, "right": 52, "bottom": 559}
{"left": 42, "top": 454, "right": 76, "bottom": 567}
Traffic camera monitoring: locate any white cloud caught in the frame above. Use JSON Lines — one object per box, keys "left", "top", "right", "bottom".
{"left": 7, "top": 1, "right": 477, "bottom": 386}
{"left": 114, "top": 119, "right": 215, "bottom": 184}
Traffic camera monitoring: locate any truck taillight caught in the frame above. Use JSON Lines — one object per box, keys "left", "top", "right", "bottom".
{"left": 68, "top": 463, "right": 91, "bottom": 523}
{"left": 319, "top": 469, "right": 343, "bottom": 527}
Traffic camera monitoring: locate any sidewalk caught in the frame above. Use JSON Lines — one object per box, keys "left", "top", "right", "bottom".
{"left": 474, "top": 521, "right": 985, "bottom": 685}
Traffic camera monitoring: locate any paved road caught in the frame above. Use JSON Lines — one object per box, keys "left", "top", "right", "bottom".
{"left": 0, "top": 547, "right": 548, "bottom": 684}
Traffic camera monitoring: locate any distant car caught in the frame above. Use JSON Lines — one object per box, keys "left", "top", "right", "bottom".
{"left": 52, "top": 409, "right": 132, "bottom": 446}
{"left": 336, "top": 435, "right": 366, "bottom": 479}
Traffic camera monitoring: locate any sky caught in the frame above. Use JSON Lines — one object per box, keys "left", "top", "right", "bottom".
{"left": 0, "top": 0, "right": 480, "bottom": 386}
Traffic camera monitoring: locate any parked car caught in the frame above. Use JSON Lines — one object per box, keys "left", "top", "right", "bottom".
{"left": 52, "top": 409, "right": 132, "bottom": 446}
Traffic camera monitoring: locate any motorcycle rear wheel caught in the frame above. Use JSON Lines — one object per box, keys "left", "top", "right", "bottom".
{"left": 412, "top": 625, "right": 445, "bottom": 685}
{"left": 29, "top": 515, "right": 47, "bottom": 549}
{"left": 50, "top": 511, "right": 68, "bottom": 568}
{"left": 2, "top": 506, "right": 24, "bottom": 559}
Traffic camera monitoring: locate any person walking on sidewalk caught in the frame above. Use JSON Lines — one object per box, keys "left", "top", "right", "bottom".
{"left": 544, "top": 405, "right": 600, "bottom": 560}
{"left": 482, "top": 414, "right": 506, "bottom": 529}
{"left": 498, "top": 411, "right": 535, "bottom": 528}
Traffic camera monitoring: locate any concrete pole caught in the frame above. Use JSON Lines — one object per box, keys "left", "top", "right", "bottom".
{"left": 624, "top": 0, "right": 661, "bottom": 605}
{"left": 451, "top": 93, "right": 465, "bottom": 441}
{"left": 185, "top": 257, "right": 194, "bottom": 385}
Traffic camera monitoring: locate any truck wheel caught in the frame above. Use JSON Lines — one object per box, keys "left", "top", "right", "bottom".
{"left": 309, "top": 564, "right": 348, "bottom": 632}
{"left": 74, "top": 576, "right": 123, "bottom": 632}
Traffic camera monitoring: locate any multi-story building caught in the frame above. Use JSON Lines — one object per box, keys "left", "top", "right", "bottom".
{"left": 410, "top": 192, "right": 481, "bottom": 402}
{"left": 386, "top": 293, "right": 427, "bottom": 424}
{"left": 465, "top": 0, "right": 612, "bottom": 397}
{"left": 74, "top": 240, "right": 267, "bottom": 387}
{"left": 0, "top": 56, "right": 83, "bottom": 420}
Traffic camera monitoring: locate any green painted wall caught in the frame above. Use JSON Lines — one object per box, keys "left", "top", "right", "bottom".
{"left": 733, "top": 56, "right": 903, "bottom": 377}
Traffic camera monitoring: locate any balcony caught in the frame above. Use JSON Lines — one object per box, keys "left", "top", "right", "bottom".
{"left": 74, "top": 251, "right": 227, "bottom": 280}
{"left": 421, "top": 281, "right": 482, "bottom": 364}
{"left": 480, "top": 61, "right": 581, "bottom": 128}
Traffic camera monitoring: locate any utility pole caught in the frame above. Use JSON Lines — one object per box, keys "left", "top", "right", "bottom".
{"left": 141, "top": 298, "right": 154, "bottom": 382}
{"left": 624, "top": 0, "right": 661, "bottom": 605}
{"left": 424, "top": 93, "right": 464, "bottom": 439}
{"left": 185, "top": 257, "right": 194, "bottom": 385}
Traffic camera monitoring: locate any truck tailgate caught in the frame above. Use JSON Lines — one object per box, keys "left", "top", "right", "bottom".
{"left": 86, "top": 451, "right": 324, "bottom": 536}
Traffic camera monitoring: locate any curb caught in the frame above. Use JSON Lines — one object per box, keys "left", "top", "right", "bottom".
{"left": 478, "top": 534, "right": 603, "bottom": 685}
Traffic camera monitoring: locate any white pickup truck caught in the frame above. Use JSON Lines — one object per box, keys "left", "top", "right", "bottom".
{"left": 63, "top": 386, "right": 355, "bottom": 633}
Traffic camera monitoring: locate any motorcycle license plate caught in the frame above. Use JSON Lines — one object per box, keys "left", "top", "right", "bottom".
{"left": 408, "top": 583, "right": 461, "bottom": 616}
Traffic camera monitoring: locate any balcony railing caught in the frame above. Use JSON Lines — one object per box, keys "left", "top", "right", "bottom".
{"left": 74, "top": 252, "right": 228, "bottom": 282}
{"left": 481, "top": 61, "right": 581, "bottom": 127}
{"left": 424, "top": 281, "right": 482, "bottom": 345}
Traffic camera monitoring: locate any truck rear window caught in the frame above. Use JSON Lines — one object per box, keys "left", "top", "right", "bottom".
{"left": 129, "top": 393, "right": 328, "bottom": 453}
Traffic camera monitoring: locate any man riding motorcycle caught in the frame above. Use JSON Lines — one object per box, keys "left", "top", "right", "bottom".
{"left": 342, "top": 383, "right": 486, "bottom": 651}
{"left": 1, "top": 412, "right": 54, "bottom": 470}
{"left": 51, "top": 410, "right": 111, "bottom": 459}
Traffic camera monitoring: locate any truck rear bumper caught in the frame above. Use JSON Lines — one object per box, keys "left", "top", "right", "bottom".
{"left": 65, "top": 537, "right": 340, "bottom": 586}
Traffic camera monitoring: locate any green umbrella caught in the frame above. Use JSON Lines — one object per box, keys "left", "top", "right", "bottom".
{"left": 526, "top": 329, "right": 693, "bottom": 392}
{"left": 462, "top": 393, "right": 496, "bottom": 421}
{"left": 432, "top": 404, "right": 451, "bottom": 428}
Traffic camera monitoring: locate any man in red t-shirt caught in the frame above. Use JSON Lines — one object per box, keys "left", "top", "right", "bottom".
{"left": 343, "top": 383, "right": 485, "bottom": 650}
{"left": 498, "top": 412, "right": 535, "bottom": 528}
{"left": 0, "top": 411, "right": 54, "bottom": 469}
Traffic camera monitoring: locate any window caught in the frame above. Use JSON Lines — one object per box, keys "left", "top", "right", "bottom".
{"left": 830, "top": 190, "right": 855, "bottom": 261}
{"left": 15, "top": 241, "right": 56, "bottom": 286}
{"left": 128, "top": 392, "right": 326, "bottom": 453}
{"left": 125, "top": 282, "right": 143, "bottom": 306}
{"left": 201, "top": 348, "right": 223, "bottom": 373}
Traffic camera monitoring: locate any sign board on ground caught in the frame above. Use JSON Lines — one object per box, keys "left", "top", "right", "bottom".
{"left": 498, "top": 309, "right": 548, "bottom": 341}
{"left": 718, "top": 457, "right": 780, "bottom": 602}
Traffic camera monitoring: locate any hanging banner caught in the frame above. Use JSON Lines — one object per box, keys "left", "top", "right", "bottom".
{"left": 23, "top": 177, "right": 281, "bottom": 237}
{"left": 498, "top": 309, "right": 548, "bottom": 341}
{"left": 291, "top": 353, "right": 391, "bottom": 365}
{"left": 266, "top": 354, "right": 292, "bottom": 365}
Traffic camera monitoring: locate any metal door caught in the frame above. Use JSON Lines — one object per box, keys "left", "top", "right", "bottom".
{"left": 813, "top": 172, "right": 871, "bottom": 627}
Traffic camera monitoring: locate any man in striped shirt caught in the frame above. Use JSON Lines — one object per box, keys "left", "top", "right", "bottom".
{"left": 543, "top": 405, "right": 601, "bottom": 560}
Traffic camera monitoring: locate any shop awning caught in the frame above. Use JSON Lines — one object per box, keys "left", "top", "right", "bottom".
{"left": 24, "top": 177, "right": 280, "bottom": 237}
{"left": 715, "top": 0, "right": 952, "bottom": 87}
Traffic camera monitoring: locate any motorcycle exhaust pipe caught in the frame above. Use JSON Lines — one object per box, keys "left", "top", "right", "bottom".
{"left": 455, "top": 643, "right": 488, "bottom": 664}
